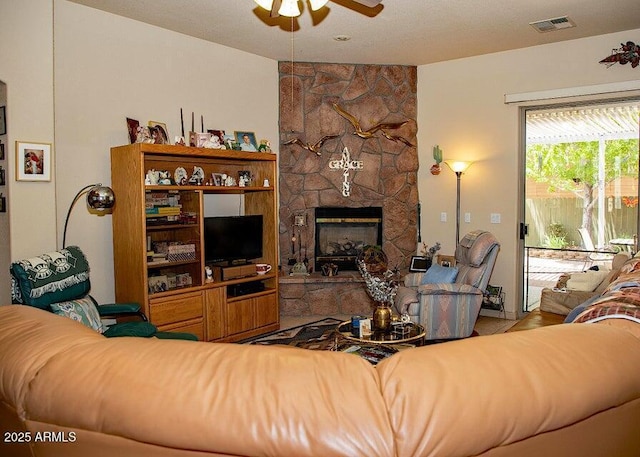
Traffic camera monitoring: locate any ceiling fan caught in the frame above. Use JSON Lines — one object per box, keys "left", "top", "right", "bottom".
{"left": 254, "top": 0, "right": 383, "bottom": 18}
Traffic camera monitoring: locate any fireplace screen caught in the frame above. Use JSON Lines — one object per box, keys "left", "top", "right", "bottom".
{"left": 314, "top": 207, "right": 383, "bottom": 271}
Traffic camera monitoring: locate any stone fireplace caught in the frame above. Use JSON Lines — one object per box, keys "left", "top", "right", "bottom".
{"left": 278, "top": 62, "right": 419, "bottom": 316}
{"left": 314, "top": 207, "right": 383, "bottom": 271}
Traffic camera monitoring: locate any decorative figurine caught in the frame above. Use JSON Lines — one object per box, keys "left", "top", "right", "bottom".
{"left": 174, "top": 167, "right": 188, "bottom": 185}
{"left": 145, "top": 169, "right": 159, "bottom": 185}
{"left": 158, "top": 170, "right": 172, "bottom": 185}
{"left": 188, "top": 166, "right": 205, "bottom": 185}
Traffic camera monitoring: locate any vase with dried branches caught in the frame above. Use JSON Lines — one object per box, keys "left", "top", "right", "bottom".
{"left": 357, "top": 259, "right": 399, "bottom": 331}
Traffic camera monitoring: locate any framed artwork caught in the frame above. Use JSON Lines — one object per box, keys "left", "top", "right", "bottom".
{"left": 126, "top": 117, "right": 139, "bottom": 144}
{"left": 234, "top": 131, "right": 258, "bottom": 152}
{"left": 16, "top": 141, "right": 52, "bottom": 182}
{"left": 0, "top": 106, "right": 6, "bottom": 135}
{"left": 207, "top": 129, "right": 225, "bottom": 145}
{"left": 0, "top": 141, "right": 4, "bottom": 160}
{"left": 212, "top": 173, "right": 224, "bottom": 186}
{"left": 148, "top": 121, "right": 169, "bottom": 144}
{"left": 437, "top": 254, "right": 456, "bottom": 268}
{"left": 409, "top": 256, "right": 431, "bottom": 272}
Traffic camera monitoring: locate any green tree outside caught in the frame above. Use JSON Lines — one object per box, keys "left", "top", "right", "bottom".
{"left": 526, "top": 139, "right": 639, "bottom": 242}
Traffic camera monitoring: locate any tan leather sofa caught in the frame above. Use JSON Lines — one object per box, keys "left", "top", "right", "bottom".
{"left": 1, "top": 305, "right": 639, "bottom": 457}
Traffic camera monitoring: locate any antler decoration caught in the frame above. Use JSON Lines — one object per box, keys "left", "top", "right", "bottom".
{"left": 332, "top": 103, "right": 413, "bottom": 146}
{"left": 600, "top": 41, "right": 640, "bottom": 69}
{"left": 282, "top": 135, "right": 339, "bottom": 156}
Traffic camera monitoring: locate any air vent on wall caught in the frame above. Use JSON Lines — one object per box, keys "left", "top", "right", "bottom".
{"left": 529, "top": 16, "right": 576, "bottom": 33}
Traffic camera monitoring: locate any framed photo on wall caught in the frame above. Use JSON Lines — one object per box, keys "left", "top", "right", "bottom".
{"left": 16, "top": 141, "right": 52, "bottom": 182}
{"left": 0, "top": 106, "right": 6, "bottom": 135}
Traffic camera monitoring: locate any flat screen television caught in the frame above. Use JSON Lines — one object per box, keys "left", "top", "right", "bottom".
{"left": 204, "top": 215, "right": 263, "bottom": 265}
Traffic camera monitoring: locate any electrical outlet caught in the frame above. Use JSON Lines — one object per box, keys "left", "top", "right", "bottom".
{"left": 490, "top": 213, "right": 501, "bottom": 224}
{"left": 464, "top": 212, "right": 471, "bottom": 223}
{"left": 440, "top": 212, "right": 447, "bottom": 222}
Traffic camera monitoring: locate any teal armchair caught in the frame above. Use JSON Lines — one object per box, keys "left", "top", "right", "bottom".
{"left": 10, "top": 246, "right": 197, "bottom": 340}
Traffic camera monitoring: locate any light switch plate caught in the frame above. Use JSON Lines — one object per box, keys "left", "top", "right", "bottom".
{"left": 464, "top": 212, "right": 471, "bottom": 223}
{"left": 440, "top": 212, "right": 447, "bottom": 222}
{"left": 490, "top": 213, "right": 501, "bottom": 224}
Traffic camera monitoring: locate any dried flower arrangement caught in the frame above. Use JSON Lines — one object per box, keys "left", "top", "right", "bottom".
{"left": 357, "top": 259, "right": 399, "bottom": 305}
{"left": 420, "top": 241, "right": 441, "bottom": 259}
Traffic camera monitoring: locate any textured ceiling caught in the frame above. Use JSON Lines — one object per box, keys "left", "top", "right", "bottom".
{"left": 68, "top": 0, "right": 640, "bottom": 65}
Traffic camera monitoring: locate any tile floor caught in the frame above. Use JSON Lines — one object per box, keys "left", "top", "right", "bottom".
{"left": 279, "top": 314, "right": 516, "bottom": 336}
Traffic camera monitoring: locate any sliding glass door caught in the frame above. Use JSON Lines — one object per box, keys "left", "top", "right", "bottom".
{"left": 522, "top": 100, "right": 640, "bottom": 312}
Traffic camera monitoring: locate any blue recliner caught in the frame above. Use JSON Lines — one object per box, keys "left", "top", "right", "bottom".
{"left": 10, "top": 246, "right": 197, "bottom": 340}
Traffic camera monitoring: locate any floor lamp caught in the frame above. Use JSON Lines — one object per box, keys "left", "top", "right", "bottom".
{"left": 444, "top": 160, "right": 472, "bottom": 244}
{"left": 62, "top": 183, "right": 116, "bottom": 248}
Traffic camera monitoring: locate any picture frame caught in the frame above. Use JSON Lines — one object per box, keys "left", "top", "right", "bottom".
{"left": 148, "top": 121, "right": 169, "bottom": 145}
{"left": 207, "top": 129, "right": 225, "bottom": 146}
{"left": 437, "top": 254, "right": 456, "bottom": 268}
{"left": 234, "top": 131, "right": 258, "bottom": 152}
{"left": 16, "top": 141, "right": 52, "bottom": 182}
{"left": 409, "top": 256, "right": 431, "bottom": 272}
{"left": 212, "top": 173, "right": 224, "bottom": 186}
{"left": 126, "top": 117, "right": 140, "bottom": 144}
{"left": 0, "top": 106, "right": 6, "bottom": 135}
{"left": 0, "top": 141, "right": 4, "bottom": 160}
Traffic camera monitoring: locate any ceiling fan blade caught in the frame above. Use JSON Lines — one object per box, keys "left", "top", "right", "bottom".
{"left": 270, "top": 0, "right": 282, "bottom": 18}
{"left": 351, "top": 0, "right": 383, "bottom": 6}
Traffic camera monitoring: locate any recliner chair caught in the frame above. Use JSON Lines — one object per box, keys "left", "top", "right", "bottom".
{"left": 10, "top": 246, "right": 197, "bottom": 340}
{"left": 394, "top": 230, "right": 500, "bottom": 340}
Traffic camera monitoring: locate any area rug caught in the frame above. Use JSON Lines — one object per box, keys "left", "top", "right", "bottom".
{"left": 241, "top": 318, "right": 343, "bottom": 350}
{"left": 240, "top": 317, "right": 400, "bottom": 364}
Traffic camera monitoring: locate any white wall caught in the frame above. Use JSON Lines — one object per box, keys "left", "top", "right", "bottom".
{"left": 417, "top": 29, "right": 640, "bottom": 318}
{"left": 0, "top": 0, "right": 56, "bottom": 303}
{"left": 53, "top": 1, "right": 278, "bottom": 302}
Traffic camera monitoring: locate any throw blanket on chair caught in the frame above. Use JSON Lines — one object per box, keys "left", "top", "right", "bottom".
{"left": 10, "top": 246, "right": 90, "bottom": 308}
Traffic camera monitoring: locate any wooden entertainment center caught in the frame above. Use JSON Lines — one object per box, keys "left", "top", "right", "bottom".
{"left": 110, "top": 143, "right": 279, "bottom": 341}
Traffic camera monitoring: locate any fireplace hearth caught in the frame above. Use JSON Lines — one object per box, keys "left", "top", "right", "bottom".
{"left": 314, "top": 207, "right": 383, "bottom": 272}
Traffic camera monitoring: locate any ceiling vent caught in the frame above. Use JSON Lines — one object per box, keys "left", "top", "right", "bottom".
{"left": 529, "top": 16, "right": 576, "bottom": 33}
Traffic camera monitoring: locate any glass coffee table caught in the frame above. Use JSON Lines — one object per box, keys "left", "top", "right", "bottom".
{"left": 335, "top": 321, "right": 426, "bottom": 346}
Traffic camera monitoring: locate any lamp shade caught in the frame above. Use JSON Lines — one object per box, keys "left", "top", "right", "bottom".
{"left": 279, "top": 0, "right": 301, "bottom": 16}
{"left": 444, "top": 160, "right": 473, "bottom": 173}
{"left": 63, "top": 183, "right": 116, "bottom": 248}
{"left": 87, "top": 185, "right": 116, "bottom": 211}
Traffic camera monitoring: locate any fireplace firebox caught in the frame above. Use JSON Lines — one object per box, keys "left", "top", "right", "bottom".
{"left": 314, "top": 207, "right": 383, "bottom": 271}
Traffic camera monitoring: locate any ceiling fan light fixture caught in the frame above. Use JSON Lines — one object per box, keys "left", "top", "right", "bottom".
{"left": 254, "top": 0, "right": 274, "bottom": 10}
{"left": 278, "top": 0, "right": 301, "bottom": 17}
{"left": 308, "top": 0, "right": 329, "bottom": 11}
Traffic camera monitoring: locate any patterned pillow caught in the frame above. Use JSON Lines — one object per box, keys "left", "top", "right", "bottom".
{"left": 50, "top": 297, "right": 104, "bottom": 333}
{"left": 421, "top": 264, "right": 459, "bottom": 284}
{"left": 572, "top": 303, "right": 640, "bottom": 325}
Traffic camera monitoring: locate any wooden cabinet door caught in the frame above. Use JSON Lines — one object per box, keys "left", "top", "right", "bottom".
{"left": 204, "top": 287, "right": 226, "bottom": 341}
{"left": 254, "top": 293, "right": 278, "bottom": 328}
{"left": 227, "top": 298, "right": 255, "bottom": 336}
